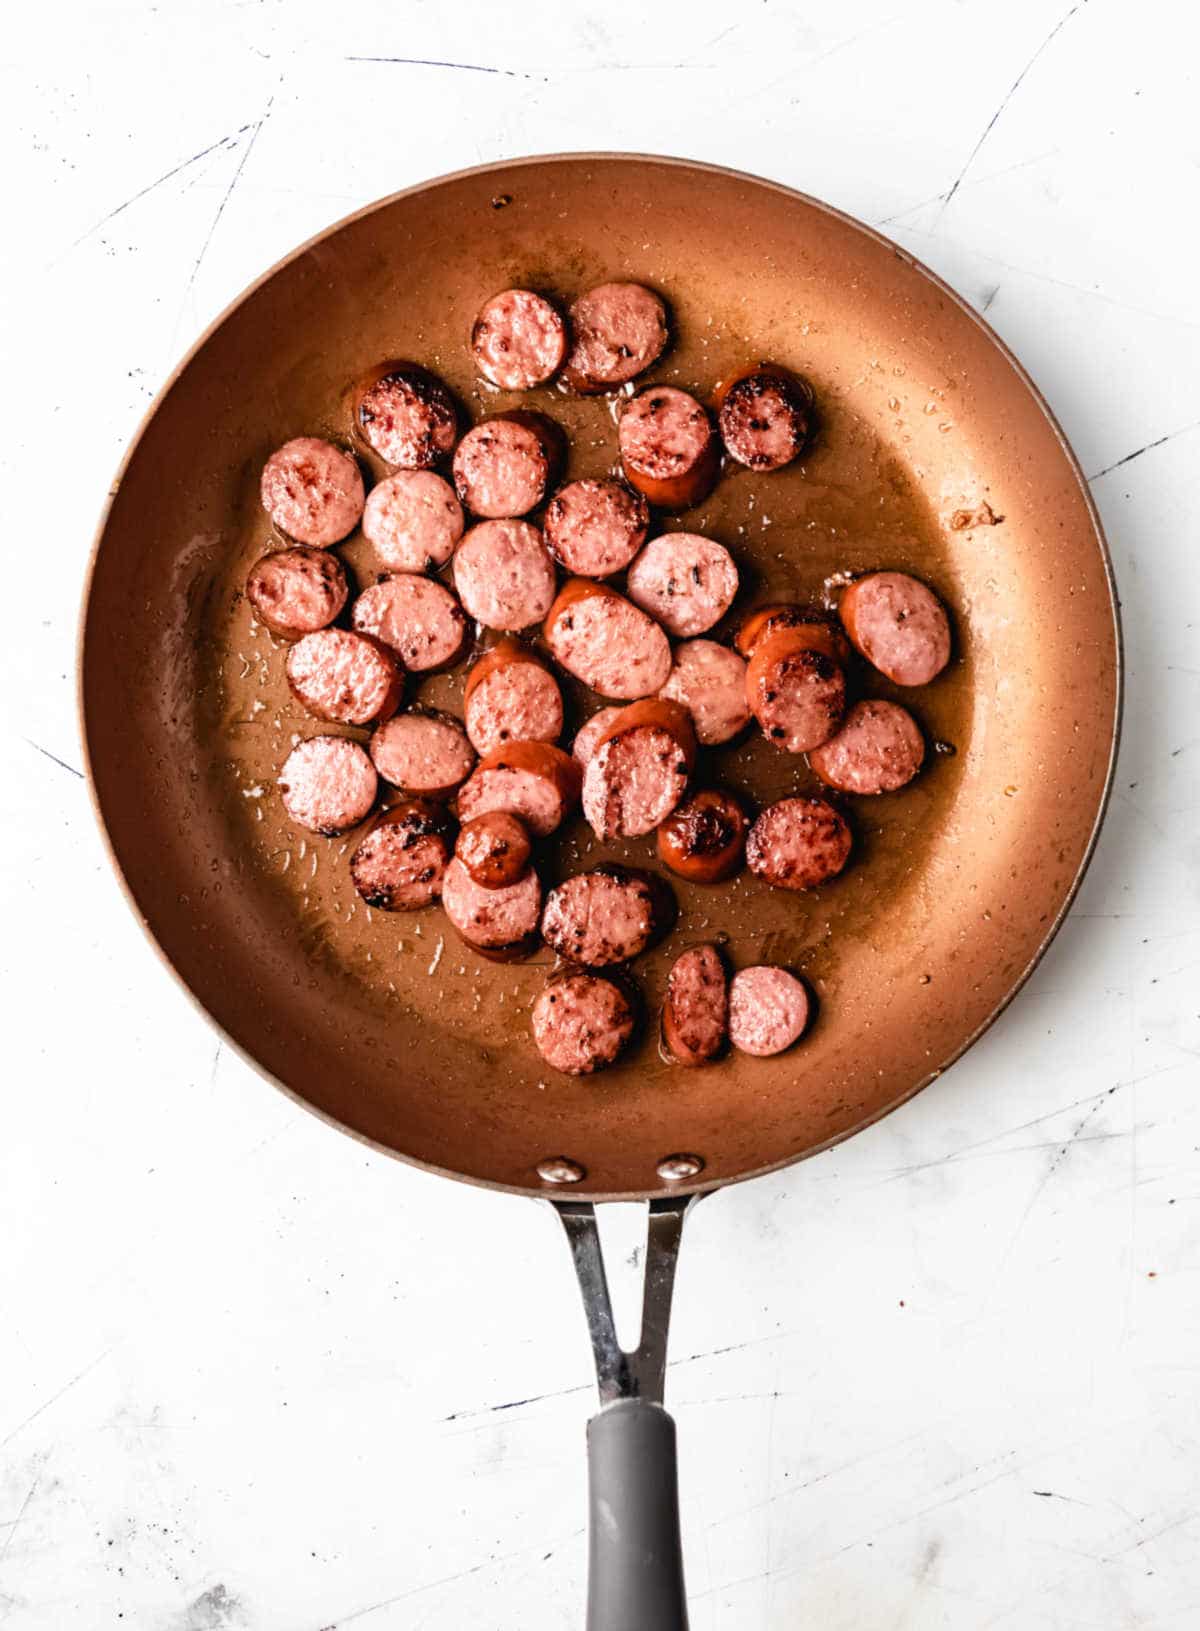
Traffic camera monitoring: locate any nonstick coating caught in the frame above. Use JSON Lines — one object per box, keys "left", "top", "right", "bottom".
{"left": 79, "top": 155, "right": 1120, "bottom": 1199}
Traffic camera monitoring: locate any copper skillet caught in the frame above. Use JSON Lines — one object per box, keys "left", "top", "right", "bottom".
{"left": 79, "top": 155, "right": 1120, "bottom": 1628}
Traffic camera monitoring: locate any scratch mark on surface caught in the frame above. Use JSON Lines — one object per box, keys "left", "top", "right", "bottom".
{"left": 24, "top": 739, "right": 84, "bottom": 779}
{"left": 66, "top": 128, "right": 252, "bottom": 251}
{"left": 344, "top": 55, "right": 547, "bottom": 81}
{"left": 0, "top": 1465, "right": 44, "bottom": 1568}
{"left": 937, "top": 2, "right": 1088, "bottom": 220}
{"left": 0, "top": 1350, "right": 111, "bottom": 1452}
{"left": 875, "top": 148, "right": 1060, "bottom": 226}
{"left": 182, "top": 94, "right": 275, "bottom": 299}
{"left": 981, "top": 285, "right": 1000, "bottom": 312}
{"left": 1088, "top": 420, "right": 1200, "bottom": 480}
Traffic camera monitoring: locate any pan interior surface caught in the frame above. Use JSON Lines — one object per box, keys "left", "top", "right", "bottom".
{"left": 81, "top": 156, "right": 1118, "bottom": 1198}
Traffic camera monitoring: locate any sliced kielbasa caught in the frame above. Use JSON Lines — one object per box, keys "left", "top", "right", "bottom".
{"left": 572, "top": 706, "right": 624, "bottom": 765}
{"left": 369, "top": 710, "right": 475, "bottom": 797}
{"left": 746, "top": 630, "right": 846, "bottom": 753}
{"left": 543, "top": 580, "right": 672, "bottom": 699}
{"left": 356, "top": 364, "right": 457, "bottom": 468}
{"left": 662, "top": 944, "right": 728, "bottom": 1065}
{"left": 716, "top": 364, "right": 815, "bottom": 471}
{"left": 285, "top": 628, "right": 403, "bottom": 726}
{"left": 625, "top": 532, "right": 738, "bottom": 638}
{"left": 278, "top": 736, "right": 377, "bottom": 835}
{"left": 456, "top": 741, "right": 582, "bottom": 837}
{"left": 543, "top": 479, "right": 649, "bottom": 577}
{"left": 471, "top": 289, "right": 568, "bottom": 390}
{"left": 361, "top": 470, "right": 464, "bottom": 572}
{"left": 441, "top": 856, "right": 542, "bottom": 954}
{"left": 618, "top": 387, "right": 720, "bottom": 510}
{"left": 349, "top": 801, "right": 453, "bottom": 910}
{"left": 453, "top": 520, "right": 557, "bottom": 632}
{"left": 532, "top": 972, "right": 636, "bottom": 1074}
{"left": 540, "top": 866, "right": 671, "bottom": 967}
{"left": 735, "top": 606, "right": 851, "bottom": 664}
{"left": 260, "top": 437, "right": 364, "bottom": 546}
{"left": 246, "top": 546, "right": 349, "bottom": 638}
{"left": 581, "top": 699, "right": 696, "bottom": 840}
{"left": 464, "top": 638, "right": 563, "bottom": 755}
{"left": 728, "top": 966, "right": 810, "bottom": 1056}
{"left": 658, "top": 639, "right": 750, "bottom": 745}
{"left": 454, "top": 812, "right": 532, "bottom": 890}
{"left": 809, "top": 700, "right": 925, "bottom": 794}
{"left": 839, "top": 572, "right": 952, "bottom": 686}
{"left": 452, "top": 412, "right": 561, "bottom": 518}
{"left": 351, "top": 575, "right": 467, "bottom": 672}
{"left": 562, "top": 282, "right": 669, "bottom": 394}
{"left": 746, "top": 796, "right": 852, "bottom": 891}
{"left": 656, "top": 788, "right": 747, "bottom": 883}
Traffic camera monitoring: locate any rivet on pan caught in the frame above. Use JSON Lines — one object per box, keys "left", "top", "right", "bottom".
{"left": 656, "top": 1153, "right": 705, "bottom": 1183}
{"left": 537, "top": 1156, "right": 586, "bottom": 1185}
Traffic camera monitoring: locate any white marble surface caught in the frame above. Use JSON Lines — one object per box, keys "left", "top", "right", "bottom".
{"left": 4, "top": 1, "right": 1199, "bottom": 1626}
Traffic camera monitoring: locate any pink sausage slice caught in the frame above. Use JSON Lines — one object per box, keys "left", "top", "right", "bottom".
{"left": 562, "top": 282, "right": 669, "bottom": 394}
{"left": 350, "top": 801, "right": 454, "bottom": 910}
{"left": 441, "top": 856, "right": 542, "bottom": 952}
{"left": 472, "top": 289, "right": 568, "bottom": 390}
{"left": 746, "top": 631, "right": 846, "bottom": 753}
{"left": 728, "top": 967, "right": 810, "bottom": 1056}
{"left": 543, "top": 580, "right": 672, "bottom": 700}
{"left": 454, "top": 521, "right": 557, "bottom": 632}
{"left": 532, "top": 972, "right": 636, "bottom": 1074}
{"left": 662, "top": 944, "right": 728, "bottom": 1065}
{"left": 351, "top": 575, "right": 467, "bottom": 672}
{"left": 361, "top": 471, "right": 464, "bottom": 572}
{"left": 543, "top": 479, "right": 650, "bottom": 577}
{"left": 618, "top": 388, "right": 720, "bottom": 510}
{"left": 261, "top": 437, "right": 364, "bottom": 546}
{"left": 285, "top": 629, "right": 403, "bottom": 726}
{"left": 839, "top": 572, "right": 952, "bottom": 687}
{"left": 452, "top": 414, "right": 560, "bottom": 519}
{"left": 808, "top": 700, "right": 925, "bottom": 794}
{"left": 356, "top": 365, "right": 457, "bottom": 468}
{"left": 463, "top": 639, "right": 563, "bottom": 755}
{"left": 717, "top": 365, "right": 815, "bottom": 472}
{"left": 626, "top": 533, "right": 739, "bottom": 638}
{"left": 540, "top": 867, "right": 667, "bottom": 967}
{"left": 746, "top": 796, "right": 852, "bottom": 891}
{"left": 581, "top": 700, "right": 696, "bottom": 840}
{"left": 246, "top": 546, "right": 349, "bottom": 638}
{"left": 456, "top": 742, "right": 582, "bottom": 837}
{"left": 279, "top": 736, "right": 377, "bottom": 835}
{"left": 659, "top": 640, "right": 750, "bottom": 745}
{"left": 369, "top": 710, "right": 475, "bottom": 797}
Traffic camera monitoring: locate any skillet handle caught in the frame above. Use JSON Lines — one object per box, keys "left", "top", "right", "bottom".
{"left": 587, "top": 1397, "right": 688, "bottom": 1630}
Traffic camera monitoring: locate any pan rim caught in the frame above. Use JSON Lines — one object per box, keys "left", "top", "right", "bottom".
{"left": 77, "top": 151, "right": 1123, "bottom": 1201}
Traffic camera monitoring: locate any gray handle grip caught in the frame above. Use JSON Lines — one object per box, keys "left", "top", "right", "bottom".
{"left": 586, "top": 1398, "right": 688, "bottom": 1631}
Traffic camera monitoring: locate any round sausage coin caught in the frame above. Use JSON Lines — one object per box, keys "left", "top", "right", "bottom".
{"left": 452, "top": 416, "right": 558, "bottom": 518}
{"left": 746, "top": 797, "right": 852, "bottom": 891}
{"left": 532, "top": 973, "right": 636, "bottom": 1075}
{"left": 246, "top": 546, "right": 349, "bottom": 638}
{"left": 278, "top": 736, "right": 377, "bottom": 835}
{"left": 658, "top": 640, "right": 750, "bottom": 745}
{"left": 454, "top": 521, "right": 557, "bottom": 632}
{"left": 260, "top": 437, "right": 364, "bottom": 546}
{"left": 728, "top": 967, "right": 810, "bottom": 1056}
{"left": 626, "top": 533, "right": 739, "bottom": 638}
{"left": 356, "top": 365, "right": 457, "bottom": 468}
{"left": 361, "top": 471, "right": 464, "bottom": 571}
{"left": 808, "top": 700, "right": 925, "bottom": 794}
{"left": 662, "top": 944, "right": 728, "bottom": 1065}
{"left": 839, "top": 572, "right": 951, "bottom": 686}
{"left": 718, "top": 366, "right": 814, "bottom": 471}
{"left": 541, "top": 868, "right": 663, "bottom": 967}
{"left": 543, "top": 479, "right": 650, "bottom": 577}
{"left": 369, "top": 711, "right": 475, "bottom": 797}
{"left": 351, "top": 575, "right": 467, "bottom": 672}
{"left": 562, "top": 282, "right": 668, "bottom": 393}
{"left": 285, "top": 629, "right": 403, "bottom": 725}
{"left": 454, "top": 812, "right": 532, "bottom": 890}
{"left": 441, "top": 856, "right": 542, "bottom": 952}
{"left": 472, "top": 289, "right": 568, "bottom": 390}
{"left": 350, "top": 802, "right": 453, "bottom": 910}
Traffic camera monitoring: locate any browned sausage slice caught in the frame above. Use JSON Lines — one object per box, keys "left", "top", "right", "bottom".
{"left": 735, "top": 606, "right": 850, "bottom": 664}
{"left": 246, "top": 547, "right": 349, "bottom": 638}
{"left": 728, "top": 966, "right": 810, "bottom": 1055}
{"left": 572, "top": 707, "right": 625, "bottom": 765}
{"left": 532, "top": 972, "right": 636, "bottom": 1074}
{"left": 285, "top": 629, "right": 403, "bottom": 725}
{"left": 456, "top": 741, "right": 582, "bottom": 837}
{"left": 618, "top": 387, "right": 720, "bottom": 510}
{"left": 454, "top": 812, "right": 532, "bottom": 889}
{"left": 839, "top": 572, "right": 952, "bottom": 686}
{"left": 452, "top": 413, "right": 561, "bottom": 518}
{"left": 716, "top": 365, "right": 815, "bottom": 471}
{"left": 454, "top": 521, "right": 557, "bottom": 632}
{"left": 351, "top": 575, "right": 467, "bottom": 672}
{"left": 361, "top": 471, "right": 463, "bottom": 572}
{"left": 543, "top": 580, "right": 672, "bottom": 699}
{"left": 279, "top": 736, "right": 377, "bottom": 835}
{"left": 369, "top": 710, "right": 475, "bottom": 797}
{"left": 350, "top": 801, "right": 454, "bottom": 910}
{"left": 356, "top": 364, "right": 457, "bottom": 468}
{"left": 471, "top": 290, "right": 568, "bottom": 390}
{"left": 625, "top": 533, "right": 738, "bottom": 637}
{"left": 662, "top": 944, "right": 728, "bottom": 1065}
{"left": 656, "top": 789, "right": 747, "bottom": 883}
{"left": 581, "top": 699, "right": 696, "bottom": 840}
{"left": 746, "top": 797, "right": 852, "bottom": 891}
{"left": 260, "top": 437, "right": 364, "bottom": 546}
{"left": 746, "top": 630, "right": 846, "bottom": 752}
{"left": 464, "top": 639, "right": 563, "bottom": 755}
{"left": 540, "top": 867, "right": 669, "bottom": 966}
{"left": 441, "top": 856, "right": 542, "bottom": 953}
{"left": 808, "top": 700, "right": 925, "bottom": 794}
{"left": 543, "top": 479, "right": 650, "bottom": 577}
{"left": 658, "top": 640, "right": 750, "bottom": 745}
{"left": 562, "top": 282, "right": 669, "bottom": 394}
